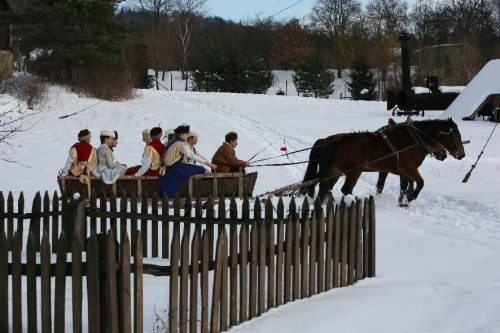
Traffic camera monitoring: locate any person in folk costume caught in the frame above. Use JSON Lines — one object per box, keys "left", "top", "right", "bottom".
{"left": 125, "top": 127, "right": 165, "bottom": 177}
{"left": 92, "top": 130, "right": 127, "bottom": 184}
{"left": 159, "top": 125, "right": 217, "bottom": 198}
{"left": 162, "top": 128, "right": 176, "bottom": 144}
{"left": 142, "top": 128, "right": 152, "bottom": 145}
{"left": 58, "top": 129, "right": 97, "bottom": 184}
{"left": 184, "top": 131, "right": 212, "bottom": 171}
{"left": 211, "top": 131, "right": 250, "bottom": 173}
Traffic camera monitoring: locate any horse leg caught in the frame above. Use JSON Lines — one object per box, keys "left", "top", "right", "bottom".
{"left": 376, "top": 172, "right": 389, "bottom": 194}
{"left": 318, "top": 176, "right": 340, "bottom": 203}
{"left": 341, "top": 170, "right": 362, "bottom": 196}
{"left": 403, "top": 169, "right": 424, "bottom": 202}
{"left": 398, "top": 174, "right": 410, "bottom": 207}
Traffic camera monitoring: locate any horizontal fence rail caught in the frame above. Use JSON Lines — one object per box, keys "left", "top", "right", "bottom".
{"left": 0, "top": 190, "right": 376, "bottom": 332}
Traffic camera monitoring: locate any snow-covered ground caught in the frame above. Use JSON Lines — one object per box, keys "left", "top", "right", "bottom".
{"left": 2, "top": 73, "right": 500, "bottom": 332}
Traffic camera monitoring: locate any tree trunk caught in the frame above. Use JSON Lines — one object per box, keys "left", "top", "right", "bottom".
{"left": 155, "top": 69, "right": 159, "bottom": 90}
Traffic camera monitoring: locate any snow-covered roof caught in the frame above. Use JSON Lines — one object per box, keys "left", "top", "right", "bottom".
{"left": 443, "top": 59, "right": 500, "bottom": 119}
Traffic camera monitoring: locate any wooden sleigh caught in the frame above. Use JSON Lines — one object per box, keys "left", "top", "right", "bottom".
{"left": 57, "top": 171, "right": 258, "bottom": 200}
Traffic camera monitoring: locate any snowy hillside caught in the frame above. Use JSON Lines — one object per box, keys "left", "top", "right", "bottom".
{"left": 2, "top": 80, "right": 500, "bottom": 331}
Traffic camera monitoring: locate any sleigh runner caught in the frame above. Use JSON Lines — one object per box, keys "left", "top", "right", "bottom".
{"left": 58, "top": 171, "right": 258, "bottom": 199}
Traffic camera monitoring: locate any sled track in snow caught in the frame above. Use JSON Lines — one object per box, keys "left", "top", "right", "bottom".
{"left": 166, "top": 93, "right": 312, "bottom": 179}
{"left": 165, "top": 92, "right": 500, "bottom": 241}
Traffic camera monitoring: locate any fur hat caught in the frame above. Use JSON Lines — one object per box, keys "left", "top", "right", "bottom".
{"left": 188, "top": 131, "right": 199, "bottom": 138}
{"left": 174, "top": 125, "right": 190, "bottom": 134}
{"left": 100, "top": 130, "right": 115, "bottom": 139}
{"left": 162, "top": 128, "right": 175, "bottom": 140}
{"left": 77, "top": 129, "right": 91, "bottom": 141}
{"left": 142, "top": 129, "right": 150, "bottom": 135}
{"left": 150, "top": 127, "right": 163, "bottom": 139}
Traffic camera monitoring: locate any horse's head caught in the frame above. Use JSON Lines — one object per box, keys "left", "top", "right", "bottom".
{"left": 431, "top": 144, "right": 447, "bottom": 161}
{"left": 435, "top": 118, "right": 465, "bottom": 160}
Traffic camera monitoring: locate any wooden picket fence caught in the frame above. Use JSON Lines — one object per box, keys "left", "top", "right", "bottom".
{"left": 0, "top": 190, "right": 376, "bottom": 332}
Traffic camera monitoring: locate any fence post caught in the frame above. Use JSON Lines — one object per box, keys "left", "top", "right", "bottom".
{"left": 65, "top": 194, "right": 87, "bottom": 251}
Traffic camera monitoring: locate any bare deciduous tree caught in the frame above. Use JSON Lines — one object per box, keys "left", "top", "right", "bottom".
{"left": 310, "top": 0, "right": 363, "bottom": 77}
{"left": 172, "top": 0, "right": 208, "bottom": 91}
{"left": 138, "top": 0, "right": 175, "bottom": 90}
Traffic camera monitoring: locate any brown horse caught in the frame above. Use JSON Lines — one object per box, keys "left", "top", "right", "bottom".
{"left": 302, "top": 118, "right": 465, "bottom": 205}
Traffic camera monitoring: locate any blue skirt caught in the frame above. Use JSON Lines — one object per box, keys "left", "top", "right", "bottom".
{"left": 159, "top": 162, "right": 206, "bottom": 198}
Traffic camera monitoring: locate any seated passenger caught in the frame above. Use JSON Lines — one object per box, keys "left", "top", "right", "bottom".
{"left": 58, "top": 129, "right": 97, "bottom": 183}
{"left": 211, "top": 131, "right": 250, "bottom": 173}
{"left": 184, "top": 131, "right": 211, "bottom": 171}
{"left": 159, "top": 125, "right": 216, "bottom": 198}
{"left": 126, "top": 127, "right": 165, "bottom": 177}
{"left": 92, "top": 130, "right": 127, "bottom": 184}
{"left": 142, "top": 129, "right": 152, "bottom": 145}
{"left": 162, "top": 128, "right": 176, "bottom": 144}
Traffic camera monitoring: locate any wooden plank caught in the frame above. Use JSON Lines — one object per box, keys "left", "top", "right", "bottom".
{"left": 90, "top": 190, "right": 97, "bottom": 235}
{"left": 317, "top": 211, "right": 325, "bottom": 293}
{"left": 130, "top": 192, "right": 138, "bottom": 257}
{"left": 141, "top": 192, "right": 148, "bottom": 258}
{"left": 309, "top": 214, "right": 317, "bottom": 297}
{"left": 200, "top": 232, "right": 209, "bottom": 333}
{"left": 100, "top": 191, "right": 107, "bottom": 234}
{"left": 17, "top": 193, "right": 24, "bottom": 251}
{"left": 0, "top": 192, "right": 4, "bottom": 239}
{"left": 0, "top": 231, "right": 8, "bottom": 333}
{"left": 333, "top": 207, "right": 340, "bottom": 288}
{"left": 72, "top": 230, "right": 83, "bottom": 333}
{"left": 266, "top": 217, "right": 275, "bottom": 310}
{"left": 239, "top": 224, "right": 248, "bottom": 323}
{"left": 87, "top": 232, "right": 100, "bottom": 332}
{"left": 348, "top": 205, "right": 356, "bottom": 285}
{"left": 41, "top": 232, "right": 52, "bottom": 333}
{"left": 120, "top": 232, "right": 132, "bottom": 333}
{"left": 363, "top": 198, "right": 369, "bottom": 279}
{"left": 369, "top": 196, "right": 376, "bottom": 277}
{"left": 106, "top": 230, "right": 119, "bottom": 333}
{"left": 355, "top": 199, "right": 363, "bottom": 282}
{"left": 7, "top": 192, "right": 14, "bottom": 251}
{"left": 210, "top": 229, "right": 226, "bottom": 333}
{"left": 120, "top": 191, "right": 128, "bottom": 246}
{"left": 55, "top": 232, "right": 67, "bottom": 333}
{"left": 50, "top": 192, "right": 58, "bottom": 252}
{"left": 12, "top": 232, "right": 22, "bottom": 333}
{"left": 325, "top": 202, "right": 334, "bottom": 291}
{"left": 161, "top": 194, "right": 169, "bottom": 259}
{"left": 180, "top": 229, "right": 189, "bottom": 333}
{"left": 43, "top": 192, "right": 50, "bottom": 246}
{"left": 134, "top": 232, "right": 144, "bottom": 333}
{"left": 169, "top": 229, "right": 180, "bottom": 333}
{"left": 189, "top": 230, "right": 200, "bottom": 333}
{"left": 275, "top": 219, "right": 284, "bottom": 307}
{"left": 340, "top": 202, "right": 348, "bottom": 287}
{"left": 151, "top": 192, "right": 159, "bottom": 258}
{"left": 110, "top": 192, "right": 118, "bottom": 243}
{"left": 301, "top": 215, "right": 310, "bottom": 299}
{"left": 277, "top": 197, "right": 284, "bottom": 220}
{"left": 230, "top": 222, "right": 238, "bottom": 326}
{"left": 27, "top": 232, "right": 37, "bottom": 332}
{"left": 249, "top": 223, "right": 258, "bottom": 319}
{"left": 258, "top": 221, "right": 266, "bottom": 315}
{"left": 220, "top": 229, "right": 228, "bottom": 332}
{"left": 292, "top": 216, "right": 300, "bottom": 301}
{"left": 284, "top": 219, "right": 292, "bottom": 303}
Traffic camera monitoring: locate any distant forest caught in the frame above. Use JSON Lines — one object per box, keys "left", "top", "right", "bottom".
{"left": 4, "top": 0, "right": 500, "bottom": 98}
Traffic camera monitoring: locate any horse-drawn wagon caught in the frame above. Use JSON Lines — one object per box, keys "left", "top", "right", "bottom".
{"left": 58, "top": 171, "right": 258, "bottom": 199}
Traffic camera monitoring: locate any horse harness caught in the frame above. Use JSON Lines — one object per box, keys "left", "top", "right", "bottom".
{"left": 377, "top": 124, "right": 434, "bottom": 172}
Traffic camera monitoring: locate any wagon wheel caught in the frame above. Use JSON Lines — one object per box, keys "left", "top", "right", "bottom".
{"left": 421, "top": 110, "right": 425, "bottom": 117}
{"left": 392, "top": 108, "right": 398, "bottom": 116}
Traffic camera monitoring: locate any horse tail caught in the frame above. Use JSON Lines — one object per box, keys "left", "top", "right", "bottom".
{"left": 301, "top": 138, "right": 325, "bottom": 196}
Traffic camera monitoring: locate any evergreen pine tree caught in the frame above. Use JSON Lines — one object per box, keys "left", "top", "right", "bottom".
{"left": 192, "top": 40, "right": 273, "bottom": 94}
{"left": 348, "top": 55, "right": 377, "bottom": 101}
{"left": 9, "top": 0, "right": 128, "bottom": 83}
{"left": 292, "top": 53, "right": 335, "bottom": 98}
